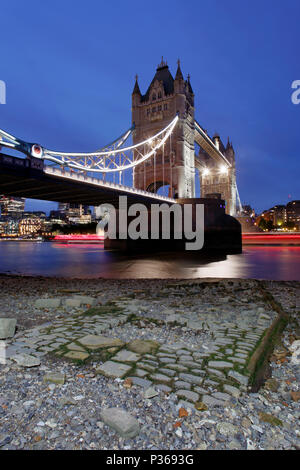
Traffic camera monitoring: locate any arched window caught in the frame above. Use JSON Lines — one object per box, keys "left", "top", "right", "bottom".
{"left": 158, "top": 91, "right": 162, "bottom": 99}
{"left": 152, "top": 93, "right": 156, "bottom": 101}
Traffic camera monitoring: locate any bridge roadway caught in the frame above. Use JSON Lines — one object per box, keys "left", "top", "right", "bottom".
{"left": 0, "top": 153, "right": 176, "bottom": 207}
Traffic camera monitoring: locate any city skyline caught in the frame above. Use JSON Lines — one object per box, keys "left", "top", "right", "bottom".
{"left": 1, "top": 0, "right": 299, "bottom": 214}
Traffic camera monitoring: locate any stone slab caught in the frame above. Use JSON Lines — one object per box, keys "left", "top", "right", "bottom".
{"left": 0, "top": 318, "right": 16, "bottom": 339}
{"left": 100, "top": 407, "right": 140, "bottom": 438}
{"left": 78, "top": 335, "right": 124, "bottom": 350}
{"left": 12, "top": 353, "right": 41, "bottom": 367}
{"left": 43, "top": 372, "right": 65, "bottom": 385}
{"left": 96, "top": 361, "right": 132, "bottom": 378}
{"left": 127, "top": 339, "right": 160, "bottom": 354}
{"left": 64, "top": 351, "right": 89, "bottom": 361}
{"left": 35, "top": 299, "right": 61, "bottom": 309}
{"left": 111, "top": 350, "right": 141, "bottom": 363}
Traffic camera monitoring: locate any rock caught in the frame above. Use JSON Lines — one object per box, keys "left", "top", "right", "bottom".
{"left": 58, "top": 396, "right": 76, "bottom": 407}
{"left": 64, "top": 351, "right": 89, "bottom": 361}
{"left": 258, "top": 412, "right": 282, "bottom": 427}
{"left": 202, "top": 395, "right": 224, "bottom": 407}
{"left": 35, "top": 299, "right": 61, "bottom": 308}
{"left": 150, "top": 373, "right": 172, "bottom": 384}
{"left": 66, "top": 343, "right": 86, "bottom": 352}
{"left": 211, "top": 392, "right": 231, "bottom": 402}
{"left": 111, "top": 350, "right": 140, "bottom": 362}
{"left": 100, "top": 407, "right": 140, "bottom": 438}
{"left": 223, "top": 384, "right": 241, "bottom": 398}
{"left": 174, "top": 381, "right": 191, "bottom": 390}
{"left": 156, "top": 384, "right": 172, "bottom": 393}
{"left": 144, "top": 387, "right": 159, "bottom": 399}
{"left": 289, "top": 340, "right": 300, "bottom": 365}
{"left": 73, "top": 295, "right": 96, "bottom": 306}
{"left": 217, "top": 422, "right": 239, "bottom": 436}
{"left": 197, "top": 443, "right": 207, "bottom": 450}
{"left": 43, "top": 372, "right": 65, "bottom": 385}
{"left": 127, "top": 339, "right": 160, "bottom": 354}
{"left": 0, "top": 318, "right": 16, "bottom": 339}
{"left": 123, "top": 378, "right": 133, "bottom": 388}
{"left": 228, "top": 370, "right": 249, "bottom": 386}
{"left": 179, "top": 407, "right": 189, "bottom": 418}
{"left": 264, "top": 378, "right": 279, "bottom": 392}
{"left": 290, "top": 391, "right": 300, "bottom": 402}
{"left": 208, "top": 360, "right": 233, "bottom": 369}
{"left": 129, "top": 377, "right": 152, "bottom": 389}
{"left": 96, "top": 361, "right": 132, "bottom": 378}
{"left": 178, "top": 373, "right": 202, "bottom": 385}
{"left": 194, "top": 401, "right": 208, "bottom": 411}
{"left": 64, "top": 298, "right": 83, "bottom": 308}
{"left": 12, "top": 354, "right": 40, "bottom": 368}
{"left": 78, "top": 335, "right": 124, "bottom": 350}
{"left": 175, "top": 390, "right": 199, "bottom": 403}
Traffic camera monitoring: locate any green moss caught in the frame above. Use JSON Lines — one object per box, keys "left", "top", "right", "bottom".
{"left": 259, "top": 412, "right": 283, "bottom": 427}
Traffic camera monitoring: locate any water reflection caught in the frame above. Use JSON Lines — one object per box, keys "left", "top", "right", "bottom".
{"left": 0, "top": 242, "right": 299, "bottom": 280}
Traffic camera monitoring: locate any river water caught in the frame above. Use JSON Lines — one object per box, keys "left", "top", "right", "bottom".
{"left": 0, "top": 242, "right": 299, "bottom": 280}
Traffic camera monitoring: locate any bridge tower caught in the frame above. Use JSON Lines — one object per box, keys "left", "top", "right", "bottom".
{"left": 198, "top": 136, "right": 236, "bottom": 215}
{"left": 132, "top": 58, "right": 195, "bottom": 198}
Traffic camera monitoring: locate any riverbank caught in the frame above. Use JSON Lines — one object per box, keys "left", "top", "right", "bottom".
{"left": 0, "top": 275, "right": 299, "bottom": 450}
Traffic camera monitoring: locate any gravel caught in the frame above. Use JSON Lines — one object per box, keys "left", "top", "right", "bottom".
{"left": 0, "top": 275, "right": 299, "bottom": 450}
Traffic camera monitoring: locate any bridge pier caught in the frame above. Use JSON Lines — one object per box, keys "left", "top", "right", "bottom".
{"left": 104, "top": 196, "right": 241, "bottom": 255}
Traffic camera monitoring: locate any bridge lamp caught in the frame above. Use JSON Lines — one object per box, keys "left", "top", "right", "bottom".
{"left": 31, "top": 144, "right": 43, "bottom": 158}
{"left": 219, "top": 165, "right": 228, "bottom": 174}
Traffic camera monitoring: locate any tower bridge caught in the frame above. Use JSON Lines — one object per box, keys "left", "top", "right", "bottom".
{"left": 132, "top": 58, "right": 241, "bottom": 216}
{"left": 0, "top": 59, "right": 242, "bottom": 253}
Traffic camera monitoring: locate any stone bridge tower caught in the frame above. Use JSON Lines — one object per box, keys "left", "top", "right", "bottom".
{"left": 132, "top": 59, "right": 195, "bottom": 198}
{"left": 198, "top": 135, "right": 236, "bottom": 215}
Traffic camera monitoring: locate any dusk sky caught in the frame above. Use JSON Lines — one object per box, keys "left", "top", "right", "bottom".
{"left": 1, "top": 0, "right": 299, "bottom": 214}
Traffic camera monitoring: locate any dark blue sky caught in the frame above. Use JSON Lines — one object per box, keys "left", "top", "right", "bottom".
{"left": 1, "top": 0, "right": 299, "bottom": 214}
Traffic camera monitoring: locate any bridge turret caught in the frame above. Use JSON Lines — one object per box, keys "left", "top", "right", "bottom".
{"left": 225, "top": 138, "right": 235, "bottom": 165}
{"left": 174, "top": 59, "right": 184, "bottom": 94}
{"left": 132, "top": 75, "right": 141, "bottom": 125}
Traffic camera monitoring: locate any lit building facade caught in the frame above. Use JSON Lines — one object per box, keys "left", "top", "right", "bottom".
{"left": 0, "top": 195, "right": 25, "bottom": 218}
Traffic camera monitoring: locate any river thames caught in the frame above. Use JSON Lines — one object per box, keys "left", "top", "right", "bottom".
{"left": 0, "top": 242, "right": 299, "bottom": 280}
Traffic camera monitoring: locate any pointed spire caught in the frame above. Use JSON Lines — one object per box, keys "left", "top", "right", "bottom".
{"left": 186, "top": 73, "right": 194, "bottom": 94}
{"left": 132, "top": 74, "right": 141, "bottom": 95}
{"left": 157, "top": 56, "right": 167, "bottom": 69}
{"left": 175, "top": 59, "right": 183, "bottom": 80}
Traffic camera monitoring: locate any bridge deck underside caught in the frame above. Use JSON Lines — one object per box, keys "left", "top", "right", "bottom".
{"left": 0, "top": 157, "right": 171, "bottom": 207}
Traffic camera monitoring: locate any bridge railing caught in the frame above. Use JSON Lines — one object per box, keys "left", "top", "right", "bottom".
{"left": 44, "top": 165, "right": 176, "bottom": 203}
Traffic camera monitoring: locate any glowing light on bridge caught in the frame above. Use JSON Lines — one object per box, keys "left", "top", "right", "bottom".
{"left": 219, "top": 165, "right": 228, "bottom": 174}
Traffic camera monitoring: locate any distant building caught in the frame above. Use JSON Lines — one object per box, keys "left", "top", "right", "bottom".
{"left": 56, "top": 203, "right": 91, "bottom": 223}
{"left": 272, "top": 205, "right": 287, "bottom": 227}
{"left": 286, "top": 200, "right": 300, "bottom": 228}
{"left": 19, "top": 217, "right": 44, "bottom": 236}
{"left": 0, "top": 195, "right": 25, "bottom": 218}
